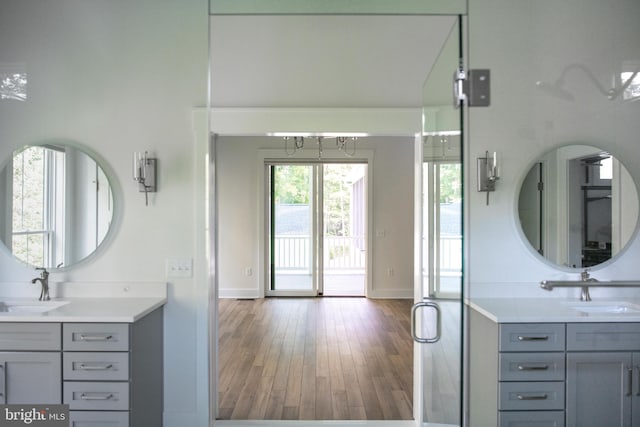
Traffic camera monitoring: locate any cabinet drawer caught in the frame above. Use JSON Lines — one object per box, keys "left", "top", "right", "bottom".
{"left": 63, "top": 352, "right": 129, "bottom": 381}
{"left": 567, "top": 323, "right": 640, "bottom": 351}
{"left": 69, "top": 411, "right": 129, "bottom": 427}
{"left": 500, "top": 324, "right": 565, "bottom": 352}
{"left": 0, "top": 323, "right": 60, "bottom": 350}
{"left": 499, "top": 410, "right": 565, "bottom": 427}
{"left": 64, "top": 381, "right": 129, "bottom": 410}
{"left": 499, "top": 352, "right": 565, "bottom": 381}
{"left": 64, "top": 324, "right": 129, "bottom": 351}
{"left": 499, "top": 381, "right": 565, "bottom": 411}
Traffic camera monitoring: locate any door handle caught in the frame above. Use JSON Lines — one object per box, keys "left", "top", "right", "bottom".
{"left": 411, "top": 301, "right": 441, "bottom": 344}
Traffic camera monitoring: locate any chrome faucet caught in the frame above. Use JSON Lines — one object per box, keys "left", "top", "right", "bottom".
{"left": 580, "top": 269, "right": 593, "bottom": 302}
{"left": 31, "top": 268, "right": 50, "bottom": 301}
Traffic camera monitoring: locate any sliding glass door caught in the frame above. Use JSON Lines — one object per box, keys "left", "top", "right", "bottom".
{"left": 267, "top": 162, "right": 367, "bottom": 297}
{"left": 269, "top": 164, "right": 316, "bottom": 295}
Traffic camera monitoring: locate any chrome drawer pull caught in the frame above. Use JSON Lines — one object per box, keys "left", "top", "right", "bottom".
{"left": 79, "top": 334, "right": 114, "bottom": 341}
{"left": 78, "top": 363, "right": 114, "bottom": 371}
{"left": 517, "top": 335, "right": 549, "bottom": 341}
{"left": 80, "top": 392, "right": 114, "bottom": 401}
{"left": 516, "top": 393, "right": 548, "bottom": 400}
{"left": 517, "top": 364, "right": 550, "bottom": 371}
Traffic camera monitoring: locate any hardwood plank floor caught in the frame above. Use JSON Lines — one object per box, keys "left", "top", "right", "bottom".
{"left": 218, "top": 297, "right": 414, "bottom": 420}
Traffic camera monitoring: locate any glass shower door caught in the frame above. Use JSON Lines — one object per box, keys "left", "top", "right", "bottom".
{"left": 414, "top": 15, "right": 464, "bottom": 426}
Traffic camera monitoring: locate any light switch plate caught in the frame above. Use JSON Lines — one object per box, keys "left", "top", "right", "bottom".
{"left": 166, "top": 258, "right": 193, "bottom": 278}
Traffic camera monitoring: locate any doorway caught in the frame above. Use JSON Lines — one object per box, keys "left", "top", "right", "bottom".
{"left": 208, "top": 11, "right": 466, "bottom": 426}
{"left": 267, "top": 162, "right": 367, "bottom": 297}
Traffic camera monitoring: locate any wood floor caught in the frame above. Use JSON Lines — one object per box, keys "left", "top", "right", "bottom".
{"left": 217, "top": 297, "right": 414, "bottom": 420}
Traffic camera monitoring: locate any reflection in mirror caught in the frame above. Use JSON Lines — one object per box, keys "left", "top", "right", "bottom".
{"left": 518, "top": 145, "right": 639, "bottom": 269}
{"left": 0, "top": 144, "right": 114, "bottom": 269}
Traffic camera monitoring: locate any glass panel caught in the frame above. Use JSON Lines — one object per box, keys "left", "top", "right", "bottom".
{"left": 210, "top": 0, "right": 466, "bottom": 15}
{"left": 420, "top": 16, "right": 463, "bottom": 426}
{"left": 271, "top": 164, "right": 314, "bottom": 292}
{"left": 322, "top": 163, "right": 366, "bottom": 297}
{"left": 423, "top": 162, "right": 462, "bottom": 298}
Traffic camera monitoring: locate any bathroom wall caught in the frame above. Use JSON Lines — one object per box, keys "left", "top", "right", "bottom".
{"left": 0, "top": 1, "right": 209, "bottom": 425}
{"left": 466, "top": 0, "right": 640, "bottom": 299}
{"left": 217, "top": 135, "right": 415, "bottom": 299}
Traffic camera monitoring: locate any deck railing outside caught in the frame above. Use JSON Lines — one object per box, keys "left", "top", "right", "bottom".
{"left": 275, "top": 234, "right": 463, "bottom": 275}
{"left": 274, "top": 235, "right": 366, "bottom": 271}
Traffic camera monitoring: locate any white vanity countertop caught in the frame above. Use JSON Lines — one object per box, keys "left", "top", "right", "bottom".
{"left": 469, "top": 297, "right": 640, "bottom": 323}
{"left": 0, "top": 282, "right": 167, "bottom": 323}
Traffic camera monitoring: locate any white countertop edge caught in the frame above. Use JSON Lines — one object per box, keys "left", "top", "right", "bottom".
{"left": 467, "top": 298, "right": 640, "bottom": 323}
{"left": 0, "top": 296, "right": 167, "bottom": 323}
{"left": 467, "top": 299, "right": 500, "bottom": 322}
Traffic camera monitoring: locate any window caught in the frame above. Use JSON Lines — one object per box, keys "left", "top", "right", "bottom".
{"left": 11, "top": 146, "right": 65, "bottom": 266}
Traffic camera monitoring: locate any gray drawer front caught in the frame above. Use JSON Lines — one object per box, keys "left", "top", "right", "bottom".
{"left": 64, "top": 324, "right": 129, "bottom": 351}
{"left": 499, "top": 411, "right": 565, "bottom": 427}
{"left": 63, "top": 352, "right": 129, "bottom": 381}
{"left": 0, "top": 323, "right": 60, "bottom": 350}
{"left": 499, "top": 352, "right": 565, "bottom": 381}
{"left": 64, "top": 381, "right": 129, "bottom": 410}
{"left": 500, "top": 324, "right": 565, "bottom": 352}
{"left": 567, "top": 323, "right": 640, "bottom": 351}
{"left": 70, "top": 411, "right": 129, "bottom": 427}
{"left": 499, "top": 381, "right": 565, "bottom": 411}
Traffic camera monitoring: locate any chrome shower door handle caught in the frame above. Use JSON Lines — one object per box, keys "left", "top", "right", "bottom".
{"left": 411, "top": 301, "right": 442, "bottom": 344}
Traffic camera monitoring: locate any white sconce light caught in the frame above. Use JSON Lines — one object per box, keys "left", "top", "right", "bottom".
{"left": 133, "top": 151, "right": 157, "bottom": 206}
{"left": 477, "top": 150, "right": 499, "bottom": 205}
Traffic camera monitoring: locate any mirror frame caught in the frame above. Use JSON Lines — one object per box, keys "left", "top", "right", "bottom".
{"left": 0, "top": 140, "right": 121, "bottom": 271}
{"left": 514, "top": 143, "right": 640, "bottom": 271}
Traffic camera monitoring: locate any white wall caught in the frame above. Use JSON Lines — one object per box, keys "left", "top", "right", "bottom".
{"left": 0, "top": 1, "right": 209, "bottom": 425}
{"left": 217, "top": 135, "right": 415, "bottom": 299}
{"left": 467, "top": 0, "right": 640, "bottom": 299}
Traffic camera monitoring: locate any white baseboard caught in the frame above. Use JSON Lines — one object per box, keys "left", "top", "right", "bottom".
{"left": 218, "top": 288, "right": 413, "bottom": 299}
{"left": 367, "top": 288, "right": 414, "bottom": 299}
{"left": 218, "top": 288, "right": 261, "bottom": 299}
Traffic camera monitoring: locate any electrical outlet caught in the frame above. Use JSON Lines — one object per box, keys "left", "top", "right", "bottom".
{"left": 166, "top": 258, "right": 193, "bottom": 278}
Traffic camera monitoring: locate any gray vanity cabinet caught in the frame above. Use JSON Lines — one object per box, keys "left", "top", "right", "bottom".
{"left": 566, "top": 352, "right": 634, "bottom": 427}
{"left": 565, "top": 323, "right": 640, "bottom": 427}
{"left": 471, "top": 305, "right": 640, "bottom": 427}
{"left": 63, "top": 308, "right": 163, "bottom": 427}
{"left": 469, "top": 310, "right": 567, "bottom": 427}
{"left": 0, "top": 307, "right": 162, "bottom": 427}
{"left": 0, "top": 323, "right": 61, "bottom": 404}
{"left": 0, "top": 352, "right": 61, "bottom": 404}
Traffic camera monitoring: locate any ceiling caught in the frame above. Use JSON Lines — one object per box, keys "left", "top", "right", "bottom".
{"left": 209, "top": 15, "right": 458, "bottom": 108}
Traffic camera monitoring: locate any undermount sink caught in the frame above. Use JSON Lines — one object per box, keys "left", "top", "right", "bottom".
{"left": 0, "top": 300, "right": 70, "bottom": 314}
{"left": 565, "top": 301, "right": 640, "bottom": 315}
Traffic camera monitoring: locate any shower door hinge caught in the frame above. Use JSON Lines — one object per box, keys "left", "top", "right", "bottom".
{"left": 453, "top": 68, "right": 491, "bottom": 107}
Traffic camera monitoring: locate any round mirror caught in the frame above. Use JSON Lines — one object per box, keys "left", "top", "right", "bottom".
{"left": 0, "top": 143, "right": 115, "bottom": 269}
{"left": 518, "top": 144, "right": 639, "bottom": 269}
